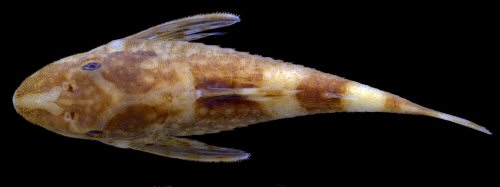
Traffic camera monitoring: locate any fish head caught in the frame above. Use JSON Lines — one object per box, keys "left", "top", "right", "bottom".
{"left": 13, "top": 47, "right": 115, "bottom": 140}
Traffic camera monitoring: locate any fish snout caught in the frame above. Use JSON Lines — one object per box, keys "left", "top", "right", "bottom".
{"left": 13, "top": 79, "right": 64, "bottom": 124}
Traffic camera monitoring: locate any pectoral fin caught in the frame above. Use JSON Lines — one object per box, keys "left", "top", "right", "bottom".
{"left": 126, "top": 13, "right": 240, "bottom": 41}
{"left": 128, "top": 136, "right": 250, "bottom": 162}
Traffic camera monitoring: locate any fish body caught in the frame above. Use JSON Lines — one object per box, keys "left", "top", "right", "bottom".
{"left": 13, "top": 13, "right": 491, "bottom": 162}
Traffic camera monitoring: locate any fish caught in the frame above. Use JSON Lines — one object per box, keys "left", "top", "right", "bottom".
{"left": 13, "top": 13, "right": 491, "bottom": 162}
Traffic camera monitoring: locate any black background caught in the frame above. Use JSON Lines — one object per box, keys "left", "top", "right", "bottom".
{"left": 3, "top": 1, "right": 498, "bottom": 186}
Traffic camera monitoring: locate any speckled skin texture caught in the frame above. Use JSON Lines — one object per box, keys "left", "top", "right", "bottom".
{"left": 14, "top": 39, "right": 347, "bottom": 137}
{"left": 13, "top": 13, "right": 490, "bottom": 162}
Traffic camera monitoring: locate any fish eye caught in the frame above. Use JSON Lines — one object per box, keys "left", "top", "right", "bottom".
{"left": 82, "top": 62, "right": 101, "bottom": 71}
{"left": 85, "top": 130, "right": 106, "bottom": 138}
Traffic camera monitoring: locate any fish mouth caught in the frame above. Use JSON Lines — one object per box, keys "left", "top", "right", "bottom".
{"left": 13, "top": 87, "right": 21, "bottom": 114}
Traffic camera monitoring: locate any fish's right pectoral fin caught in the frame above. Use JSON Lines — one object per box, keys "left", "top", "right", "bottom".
{"left": 128, "top": 136, "right": 250, "bottom": 162}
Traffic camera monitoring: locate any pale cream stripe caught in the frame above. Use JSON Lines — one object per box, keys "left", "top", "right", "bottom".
{"left": 342, "top": 82, "right": 388, "bottom": 112}
{"left": 161, "top": 62, "right": 196, "bottom": 124}
{"left": 88, "top": 71, "right": 125, "bottom": 130}
{"left": 15, "top": 87, "right": 63, "bottom": 115}
{"left": 259, "top": 63, "right": 309, "bottom": 119}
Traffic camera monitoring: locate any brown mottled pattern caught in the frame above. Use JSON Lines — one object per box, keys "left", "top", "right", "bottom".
{"left": 384, "top": 95, "right": 402, "bottom": 112}
{"left": 383, "top": 95, "right": 420, "bottom": 114}
{"left": 105, "top": 104, "right": 179, "bottom": 139}
{"left": 297, "top": 71, "right": 350, "bottom": 112}
{"left": 187, "top": 54, "right": 271, "bottom": 132}
{"left": 18, "top": 109, "right": 69, "bottom": 134}
{"left": 100, "top": 51, "right": 161, "bottom": 94}
{"left": 13, "top": 64, "right": 70, "bottom": 131}
{"left": 56, "top": 71, "right": 112, "bottom": 131}
{"left": 13, "top": 13, "right": 491, "bottom": 162}
{"left": 196, "top": 94, "right": 268, "bottom": 122}
{"left": 190, "top": 55, "right": 264, "bottom": 89}
{"left": 14, "top": 63, "right": 75, "bottom": 97}
{"left": 14, "top": 60, "right": 113, "bottom": 134}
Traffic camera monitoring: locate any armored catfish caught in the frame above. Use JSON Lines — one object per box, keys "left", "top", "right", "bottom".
{"left": 13, "top": 13, "right": 491, "bottom": 162}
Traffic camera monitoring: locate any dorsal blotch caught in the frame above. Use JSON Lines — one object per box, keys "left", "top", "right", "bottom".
{"left": 100, "top": 51, "right": 164, "bottom": 94}
{"left": 296, "top": 71, "right": 351, "bottom": 112}
{"left": 105, "top": 104, "right": 180, "bottom": 139}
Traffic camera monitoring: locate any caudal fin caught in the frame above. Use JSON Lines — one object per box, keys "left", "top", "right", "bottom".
{"left": 342, "top": 82, "right": 492, "bottom": 135}
{"left": 424, "top": 111, "right": 492, "bottom": 135}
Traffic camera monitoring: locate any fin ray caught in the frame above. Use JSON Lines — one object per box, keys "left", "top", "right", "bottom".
{"left": 128, "top": 136, "right": 250, "bottom": 162}
{"left": 126, "top": 13, "right": 240, "bottom": 41}
{"left": 428, "top": 111, "right": 492, "bottom": 135}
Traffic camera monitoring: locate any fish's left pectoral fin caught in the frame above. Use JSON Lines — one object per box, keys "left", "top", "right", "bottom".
{"left": 126, "top": 13, "right": 240, "bottom": 42}
{"left": 128, "top": 136, "right": 250, "bottom": 162}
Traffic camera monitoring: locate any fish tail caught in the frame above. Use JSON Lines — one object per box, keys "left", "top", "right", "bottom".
{"left": 342, "top": 82, "right": 492, "bottom": 135}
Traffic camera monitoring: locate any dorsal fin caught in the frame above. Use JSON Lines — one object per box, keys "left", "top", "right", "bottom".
{"left": 125, "top": 13, "right": 240, "bottom": 41}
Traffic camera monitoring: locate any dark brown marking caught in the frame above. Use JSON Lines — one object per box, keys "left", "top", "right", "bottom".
{"left": 100, "top": 51, "right": 165, "bottom": 94}
{"left": 186, "top": 55, "right": 271, "bottom": 132}
{"left": 105, "top": 104, "right": 179, "bottom": 139}
{"left": 384, "top": 96, "right": 402, "bottom": 112}
{"left": 131, "top": 51, "right": 158, "bottom": 57}
{"left": 199, "top": 95, "right": 252, "bottom": 109}
{"left": 296, "top": 71, "right": 350, "bottom": 112}
{"left": 384, "top": 95, "right": 418, "bottom": 114}
{"left": 194, "top": 94, "right": 269, "bottom": 129}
